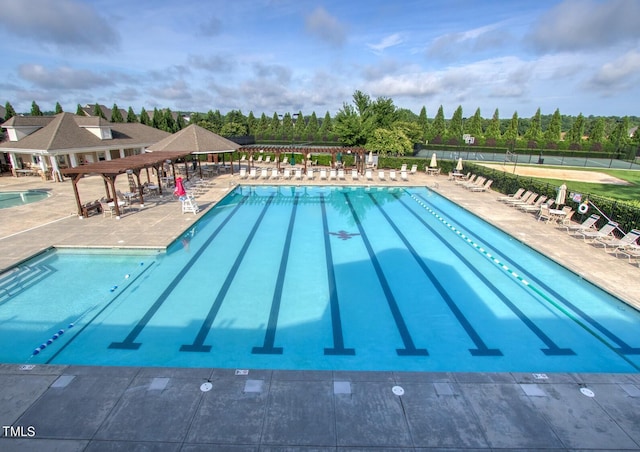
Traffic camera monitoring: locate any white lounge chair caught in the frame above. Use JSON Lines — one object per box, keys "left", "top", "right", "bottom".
{"left": 410, "top": 164, "right": 417, "bottom": 174}
{"left": 283, "top": 168, "right": 291, "bottom": 179}
{"left": 351, "top": 169, "right": 359, "bottom": 180}
{"left": 329, "top": 169, "right": 337, "bottom": 180}
{"left": 256, "top": 155, "right": 263, "bottom": 163}
{"left": 469, "top": 179, "right": 493, "bottom": 192}
{"left": 560, "top": 213, "right": 600, "bottom": 233}
{"left": 389, "top": 170, "right": 397, "bottom": 181}
{"left": 306, "top": 169, "right": 314, "bottom": 180}
{"left": 271, "top": 168, "right": 279, "bottom": 179}
{"left": 249, "top": 168, "right": 258, "bottom": 179}
{"left": 400, "top": 170, "right": 408, "bottom": 181}
{"left": 320, "top": 169, "right": 327, "bottom": 180}
{"left": 518, "top": 195, "right": 547, "bottom": 211}
{"left": 265, "top": 155, "right": 271, "bottom": 164}
{"left": 597, "top": 229, "right": 640, "bottom": 251}
{"left": 338, "top": 169, "right": 345, "bottom": 180}
{"left": 366, "top": 169, "right": 373, "bottom": 181}
{"left": 401, "top": 164, "right": 407, "bottom": 172}
{"left": 573, "top": 221, "right": 618, "bottom": 242}
{"left": 295, "top": 169, "right": 302, "bottom": 180}
{"left": 239, "top": 168, "right": 247, "bottom": 179}
{"left": 260, "top": 168, "right": 269, "bottom": 179}
{"left": 378, "top": 171, "right": 385, "bottom": 181}
{"left": 498, "top": 188, "right": 525, "bottom": 202}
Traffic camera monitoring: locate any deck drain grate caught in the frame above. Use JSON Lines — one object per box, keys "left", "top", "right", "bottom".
{"left": 333, "top": 381, "right": 351, "bottom": 395}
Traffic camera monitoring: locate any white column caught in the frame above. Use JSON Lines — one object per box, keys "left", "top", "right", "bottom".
{"left": 69, "top": 153, "right": 79, "bottom": 167}
{"left": 119, "top": 148, "right": 125, "bottom": 158}
{"left": 49, "top": 155, "right": 62, "bottom": 182}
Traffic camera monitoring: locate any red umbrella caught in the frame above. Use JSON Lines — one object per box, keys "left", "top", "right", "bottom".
{"left": 174, "top": 177, "right": 186, "bottom": 197}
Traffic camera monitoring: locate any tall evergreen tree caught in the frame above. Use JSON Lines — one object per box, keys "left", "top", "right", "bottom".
{"left": 305, "top": 111, "right": 319, "bottom": 139}
{"left": 206, "top": 110, "right": 224, "bottom": 132}
{"left": 417, "top": 106, "right": 429, "bottom": 143}
{"left": 151, "top": 108, "right": 162, "bottom": 129}
{"left": 485, "top": 108, "right": 501, "bottom": 142}
{"left": 543, "top": 108, "right": 562, "bottom": 144}
{"left": 294, "top": 110, "right": 304, "bottom": 138}
{"left": 588, "top": 117, "right": 605, "bottom": 143}
{"left": 608, "top": 116, "right": 631, "bottom": 151}
{"left": 246, "top": 111, "right": 257, "bottom": 135}
{"left": 76, "top": 103, "right": 84, "bottom": 116}
{"left": 255, "top": 113, "right": 269, "bottom": 138}
{"left": 93, "top": 103, "right": 106, "bottom": 119}
{"left": 319, "top": 111, "right": 333, "bottom": 138}
{"left": 54, "top": 102, "right": 63, "bottom": 114}
{"left": 467, "top": 108, "right": 483, "bottom": 139}
{"left": 139, "top": 107, "right": 150, "bottom": 126}
{"left": 566, "top": 113, "right": 585, "bottom": 146}
{"left": 503, "top": 111, "right": 519, "bottom": 145}
{"left": 126, "top": 107, "right": 138, "bottom": 123}
{"left": 175, "top": 113, "right": 186, "bottom": 131}
{"left": 524, "top": 108, "right": 543, "bottom": 145}
{"left": 31, "top": 101, "right": 43, "bottom": 116}
{"left": 429, "top": 105, "right": 446, "bottom": 142}
{"left": 4, "top": 101, "right": 16, "bottom": 119}
{"left": 282, "top": 112, "right": 294, "bottom": 140}
{"left": 163, "top": 108, "right": 176, "bottom": 132}
{"left": 269, "top": 112, "right": 281, "bottom": 137}
{"left": 110, "top": 103, "right": 124, "bottom": 122}
{"left": 447, "top": 105, "right": 464, "bottom": 143}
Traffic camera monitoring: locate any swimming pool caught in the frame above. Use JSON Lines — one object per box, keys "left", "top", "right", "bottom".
{"left": 1, "top": 185, "right": 639, "bottom": 372}
{"left": 0, "top": 190, "right": 50, "bottom": 209}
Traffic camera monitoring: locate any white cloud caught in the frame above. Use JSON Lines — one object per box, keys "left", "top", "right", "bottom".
{"left": 305, "top": 7, "right": 347, "bottom": 47}
{"left": 527, "top": 0, "right": 640, "bottom": 53}
{"left": 367, "top": 33, "right": 403, "bottom": 54}
{"left": 587, "top": 50, "right": 640, "bottom": 90}
{"left": 0, "top": 0, "right": 120, "bottom": 53}
{"left": 18, "top": 64, "right": 114, "bottom": 90}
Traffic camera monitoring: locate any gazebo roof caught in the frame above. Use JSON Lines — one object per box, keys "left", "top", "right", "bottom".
{"left": 61, "top": 150, "right": 190, "bottom": 177}
{"left": 147, "top": 124, "right": 240, "bottom": 154}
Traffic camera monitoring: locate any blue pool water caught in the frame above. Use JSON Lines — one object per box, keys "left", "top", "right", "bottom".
{"left": 1, "top": 185, "right": 639, "bottom": 372}
{"left": 0, "top": 190, "right": 49, "bottom": 209}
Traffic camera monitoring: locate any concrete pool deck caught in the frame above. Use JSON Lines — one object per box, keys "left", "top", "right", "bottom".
{"left": 1, "top": 169, "right": 640, "bottom": 450}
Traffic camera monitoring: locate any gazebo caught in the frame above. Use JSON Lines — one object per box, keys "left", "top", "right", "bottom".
{"left": 146, "top": 124, "right": 240, "bottom": 176}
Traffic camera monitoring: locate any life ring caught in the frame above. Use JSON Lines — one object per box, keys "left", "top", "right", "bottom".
{"left": 578, "top": 202, "right": 589, "bottom": 214}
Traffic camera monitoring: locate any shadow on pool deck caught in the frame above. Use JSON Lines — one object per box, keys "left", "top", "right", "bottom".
{"left": 1, "top": 170, "right": 639, "bottom": 450}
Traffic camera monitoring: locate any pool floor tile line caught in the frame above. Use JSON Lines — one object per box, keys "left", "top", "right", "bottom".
{"left": 343, "top": 192, "right": 428, "bottom": 357}
{"left": 108, "top": 195, "right": 248, "bottom": 351}
{"left": 181, "top": 194, "right": 276, "bottom": 352}
{"left": 252, "top": 195, "right": 300, "bottom": 355}
{"left": 320, "top": 194, "right": 355, "bottom": 356}
{"left": 370, "top": 192, "right": 501, "bottom": 357}
{"left": 406, "top": 191, "right": 576, "bottom": 356}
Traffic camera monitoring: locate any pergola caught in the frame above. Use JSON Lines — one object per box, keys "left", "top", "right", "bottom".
{"left": 239, "top": 145, "right": 367, "bottom": 173}
{"left": 61, "top": 150, "right": 192, "bottom": 218}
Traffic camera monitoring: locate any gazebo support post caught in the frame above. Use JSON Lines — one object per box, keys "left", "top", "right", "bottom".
{"left": 71, "top": 174, "right": 84, "bottom": 218}
{"left": 134, "top": 171, "right": 145, "bottom": 207}
{"left": 105, "top": 175, "right": 121, "bottom": 218}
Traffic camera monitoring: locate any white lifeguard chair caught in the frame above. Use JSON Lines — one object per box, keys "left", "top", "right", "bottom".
{"left": 181, "top": 195, "right": 199, "bottom": 214}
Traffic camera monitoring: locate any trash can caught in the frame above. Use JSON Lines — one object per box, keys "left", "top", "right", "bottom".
{"left": 537, "top": 157, "right": 544, "bottom": 164}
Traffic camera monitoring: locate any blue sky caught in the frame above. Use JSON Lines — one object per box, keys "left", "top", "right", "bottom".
{"left": 1, "top": 0, "right": 639, "bottom": 118}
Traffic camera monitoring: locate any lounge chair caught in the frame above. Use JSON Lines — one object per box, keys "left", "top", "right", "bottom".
{"left": 401, "top": 163, "right": 407, "bottom": 172}
{"left": 249, "top": 168, "right": 258, "bottom": 179}
{"left": 271, "top": 168, "right": 279, "bottom": 179}
{"left": 463, "top": 176, "right": 485, "bottom": 189}
{"left": 498, "top": 188, "right": 525, "bottom": 202}
{"left": 306, "top": 169, "right": 314, "bottom": 180}
{"left": 320, "top": 169, "right": 327, "bottom": 180}
{"left": 378, "top": 170, "right": 385, "bottom": 181}
{"left": 537, "top": 204, "right": 553, "bottom": 222}
{"left": 469, "top": 179, "right": 493, "bottom": 192}
{"left": 351, "top": 169, "right": 359, "bottom": 180}
{"left": 400, "top": 170, "right": 408, "bottom": 181}
{"left": 573, "top": 221, "right": 618, "bottom": 242}
{"left": 560, "top": 213, "right": 601, "bottom": 233}
{"left": 338, "top": 169, "right": 345, "bottom": 180}
{"left": 295, "top": 169, "right": 302, "bottom": 180}
{"left": 596, "top": 229, "right": 640, "bottom": 251}
{"left": 99, "top": 199, "right": 115, "bottom": 218}
{"left": 239, "top": 168, "right": 248, "bottom": 179}
{"left": 366, "top": 169, "right": 373, "bottom": 181}
{"left": 613, "top": 240, "right": 640, "bottom": 263}
{"left": 329, "top": 169, "right": 337, "bottom": 180}
{"left": 410, "top": 164, "right": 417, "bottom": 174}
{"left": 256, "top": 155, "right": 263, "bottom": 163}
{"left": 457, "top": 174, "right": 476, "bottom": 186}
{"left": 240, "top": 155, "right": 246, "bottom": 162}
{"left": 389, "top": 170, "right": 397, "bottom": 181}
{"left": 260, "top": 168, "right": 269, "bottom": 179}
{"left": 283, "top": 168, "right": 291, "bottom": 179}
{"left": 518, "top": 195, "right": 548, "bottom": 212}
{"left": 264, "top": 155, "right": 271, "bottom": 164}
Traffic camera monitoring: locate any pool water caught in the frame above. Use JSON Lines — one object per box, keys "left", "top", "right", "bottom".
{"left": 0, "top": 190, "right": 50, "bottom": 209}
{"left": 1, "top": 185, "right": 639, "bottom": 372}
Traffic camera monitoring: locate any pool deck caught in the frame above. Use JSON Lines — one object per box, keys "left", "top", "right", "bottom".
{"left": 1, "top": 169, "right": 640, "bottom": 451}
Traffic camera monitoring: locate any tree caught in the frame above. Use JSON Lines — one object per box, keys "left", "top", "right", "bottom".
{"left": 246, "top": 111, "right": 257, "bottom": 135}
{"left": 370, "top": 96, "right": 397, "bottom": 129}
{"left": 305, "top": 111, "right": 319, "bottom": 139}
{"left": 417, "top": 106, "right": 429, "bottom": 143}
{"left": 503, "top": 111, "right": 519, "bottom": 146}
{"left": 269, "top": 112, "right": 281, "bottom": 137}
{"left": 163, "top": 108, "right": 176, "bottom": 132}
{"left": 484, "top": 108, "right": 501, "bottom": 143}
{"left": 587, "top": 117, "right": 605, "bottom": 150}
{"left": 467, "top": 108, "right": 483, "bottom": 140}
{"left": 206, "top": 110, "right": 224, "bottom": 132}
{"left": 151, "top": 108, "right": 162, "bottom": 129}
{"left": 220, "top": 122, "right": 248, "bottom": 136}
{"left": 392, "top": 121, "right": 422, "bottom": 144}
{"left": 139, "top": 107, "right": 151, "bottom": 126}
{"left": 175, "top": 113, "right": 186, "bottom": 131}
{"left": 429, "top": 105, "right": 446, "bottom": 142}
{"left": 31, "top": 101, "right": 43, "bottom": 116}
{"left": 524, "top": 108, "right": 543, "bottom": 147}
{"left": 93, "top": 103, "right": 106, "bottom": 119}
{"left": 294, "top": 110, "right": 304, "bottom": 138}
{"left": 76, "top": 104, "right": 84, "bottom": 116}
{"left": 111, "top": 103, "right": 124, "bottom": 122}
{"left": 352, "top": 90, "right": 371, "bottom": 118}
{"left": 281, "top": 112, "right": 294, "bottom": 140}
{"left": 566, "top": 113, "right": 585, "bottom": 148}
{"left": 447, "top": 105, "right": 464, "bottom": 144}
{"left": 255, "top": 113, "right": 269, "bottom": 138}
{"left": 54, "top": 102, "right": 63, "bottom": 114}
{"left": 333, "top": 104, "right": 367, "bottom": 146}
{"left": 4, "top": 101, "right": 16, "bottom": 120}
{"left": 126, "top": 107, "right": 138, "bottom": 123}
{"left": 318, "top": 111, "right": 332, "bottom": 139}
{"left": 365, "top": 128, "right": 411, "bottom": 156}
{"left": 544, "top": 108, "right": 562, "bottom": 145}
{"left": 608, "top": 116, "right": 631, "bottom": 155}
